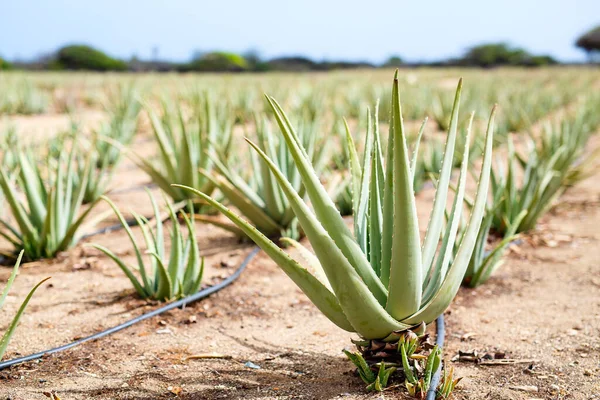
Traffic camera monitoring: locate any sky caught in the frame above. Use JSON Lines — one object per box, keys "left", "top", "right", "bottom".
{"left": 1, "top": 0, "right": 598, "bottom": 63}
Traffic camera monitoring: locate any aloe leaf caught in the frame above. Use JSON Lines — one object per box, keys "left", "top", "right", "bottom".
{"left": 410, "top": 118, "right": 427, "bottom": 179}
{"left": 18, "top": 154, "right": 46, "bottom": 228}
{"left": 149, "top": 252, "right": 173, "bottom": 301}
{"left": 146, "top": 106, "right": 177, "bottom": 180}
{"left": 201, "top": 171, "right": 281, "bottom": 236}
{"left": 0, "top": 252, "right": 24, "bottom": 308}
{"left": 422, "top": 79, "right": 462, "bottom": 277}
{"left": 343, "top": 118, "right": 363, "bottom": 218}
{"left": 96, "top": 196, "right": 150, "bottom": 289}
{"left": 265, "top": 96, "right": 387, "bottom": 305}
{"left": 0, "top": 275, "right": 50, "bottom": 360}
{"left": 405, "top": 106, "right": 496, "bottom": 325}
{"left": 368, "top": 146, "right": 383, "bottom": 275}
{"left": 55, "top": 197, "right": 101, "bottom": 252}
{"left": 423, "top": 113, "right": 473, "bottom": 301}
{"left": 181, "top": 212, "right": 202, "bottom": 294}
{"left": 90, "top": 244, "right": 147, "bottom": 297}
{"left": 280, "top": 237, "right": 332, "bottom": 291}
{"left": 194, "top": 215, "right": 246, "bottom": 237}
{"left": 0, "top": 167, "right": 37, "bottom": 241}
{"left": 386, "top": 72, "right": 423, "bottom": 320}
{"left": 174, "top": 185, "right": 355, "bottom": 333}
{"left": 379, "top": 90, "right": 396, "bottom": 287}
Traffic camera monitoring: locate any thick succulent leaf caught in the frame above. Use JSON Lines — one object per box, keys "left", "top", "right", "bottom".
{"left": 410, "top": 118, "right": 427, "bottom": 179}
{"left": 345, "top": 117, "right": 371, "bottom": 254}
{"left": 422, "top": 79, "right": 462, "bottom": 277}
{"left": 90, "top": 244, "right": 147, "bottom": 297}
{"left": 201, "top": 171, "right": 281, "bottom": 236}
{"left": 0, "top": 252, "right": 24, "bottom": 309}
{"left": 174, "top": 185, "right": 355, "bottom": 332}
{"left": 422, "top": 114, "right": 472, "bottom": 302}
{"left": 0, "top": 167, "right": 37, "bottom": 241}
{"left": 379, "top": 92, "right": 396, "bottom": 287}
{"left": 280, "top": 237, "right": 332, "bottom": 292}
{"left": 0, "top": 275, "right": 50, "bottom": 359}
{"left": 194, "top": 215, "right": 246, "bottom": 237}
{"left": 55, "top": 197, "right": 101, "bottom": 252}
{"left": 149, "top": 252, "right": 173, "bottom": 301}
{"left": 18, "top": 154, "right": 46, "bottom": 228}
{"left": 146, "top": 106, "right": 177, "bottom": 179}
{"left": 404, "top": 106, "right": 496, "bottom": 325}
{"left": 368, "top": 147, "right": 384, "bottom": 275}
{"left": 386, "top": 72, "right": 423, "bottom": 320}
{"left": 265, "top": 96, "right": 387, "bottom": 305}
{"left": 343, "top": 119, "right": 362, "bottom": 217}
{"left": 96, "top": 196, "right": 150, "bottom": 289}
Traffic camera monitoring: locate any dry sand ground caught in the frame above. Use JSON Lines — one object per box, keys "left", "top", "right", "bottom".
{"left": 0, "top": 110, "right": 599, "bottom": 400}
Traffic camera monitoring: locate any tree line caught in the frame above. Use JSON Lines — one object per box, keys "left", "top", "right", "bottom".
{"left": 0, "top": 42, "right": 573, "bottom": 72}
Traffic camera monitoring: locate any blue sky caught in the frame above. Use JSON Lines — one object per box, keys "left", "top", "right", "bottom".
{"left": 1, "top": 0, "right": 598, "bottom": 62}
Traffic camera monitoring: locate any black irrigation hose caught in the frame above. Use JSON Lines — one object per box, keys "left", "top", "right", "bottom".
{"left": 425, "top": 315, "right": 446, "bottom": 400}
{"left": 0, "top": 246, "right": 261, "bottom": 371}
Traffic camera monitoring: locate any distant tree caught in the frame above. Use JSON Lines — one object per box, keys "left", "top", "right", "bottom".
{"left": 576, "top": 25, "right": 600, "bottom": 62}
{"left": 383, "top": 55, "right": 403, "bottom": 67}
{"left": 242, "top": 49, "right": 271, "bottom": 72}
{"left": 460, "top": 43, "right": 556, "bottom": 67}
{"left": 181, "top": 51, "right": 249, "bottom": 72}
{"left": 53, "top": 45, "right": 127, "bottom": 71}
{"left": 461, "top": 43, "right": 528, "bottom": 67}
{"left": 266, "top": 56, "right": 318, "bottom": 71}
{"left": 525, "top": 55, "right": 558, "bottom": 67}
{"left": 0, "top": 56, "right": 12, "bottom": 70}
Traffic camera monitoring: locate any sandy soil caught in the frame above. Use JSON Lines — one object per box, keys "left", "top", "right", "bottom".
{"left": 0, "top": 111, "right": 599, "bottom": 400}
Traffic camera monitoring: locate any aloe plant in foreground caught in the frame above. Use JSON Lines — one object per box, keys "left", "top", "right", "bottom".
{"left": 0, "top": 147, "right": 101, "bottom": 261}
{"left": 90, "top": 192, "right": 204, "bottom": 301}
{"left": 176, "top": 73, "right": 495, "bottom": 394}
{"left": 1, "top": 251, "right": 49, "bottom": 360}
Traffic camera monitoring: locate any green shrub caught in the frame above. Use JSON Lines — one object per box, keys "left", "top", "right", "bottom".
{"left": 54, "top": 45, "right": 127, "bottom": 71}
{"left": 0, "top": 57, "right": 12, "bottom": 70}
{"left": 181, "top": 52, "right": 248, "bottom": 72}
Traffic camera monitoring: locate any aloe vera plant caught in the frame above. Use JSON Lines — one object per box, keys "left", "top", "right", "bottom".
{"left": 460, "top": 186, "right": 525, "bottom": 287}
{"left": 95, "top": 88, "right": 141, "bottom": 168}
{"left": 538, "top": 98, "right": 600, "bottom": 188}
{"left": 55, "top": 125, "right": 116, "bottom": 204}
{"left": 125, "top": 95, "right": 231, "bottom": 205}
{"left": 75, "top": 133, "right": 121, "bottom": 204}
{"left": 90, "top": 192, "right": 204, "bottom": 301}
{"left": 201, "top": 114, "right": 325, "bottom": 238}
{"left": 0, "top": 147, "right": 101, "bottom": 261}
{"left": 1, "top": 251, "right": 49, "bottom": 359}
{"left": 176, "top": 73, "right": 495, "bottom": 395}
{"left": 491, "top": 136, "right": 566, "bottom": 235}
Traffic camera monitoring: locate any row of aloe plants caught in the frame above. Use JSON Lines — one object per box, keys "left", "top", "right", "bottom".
{"left": 1, "top": 73, "right": 599, "bottom": 397}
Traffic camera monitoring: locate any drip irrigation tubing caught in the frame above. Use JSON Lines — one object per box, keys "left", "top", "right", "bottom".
{"left": 0, "top": 246, "right": 261, "bottom": 371}
{"left": 425, "top": 315, "right": 446, "bottom": 400}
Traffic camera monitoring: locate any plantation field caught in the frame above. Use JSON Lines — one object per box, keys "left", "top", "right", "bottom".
{"left": 0, "top": 68, "right": 599, "bottom": 399}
